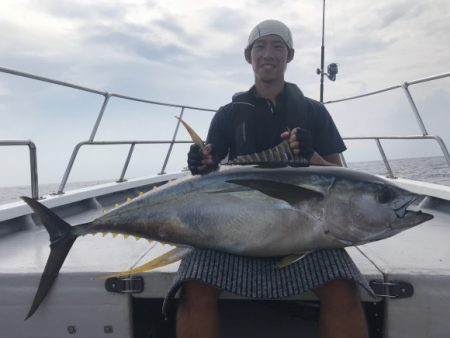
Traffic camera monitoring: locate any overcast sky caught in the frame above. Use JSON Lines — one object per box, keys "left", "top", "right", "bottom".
{"left": 1, "top": 0, "right": 449, "bottom": 187}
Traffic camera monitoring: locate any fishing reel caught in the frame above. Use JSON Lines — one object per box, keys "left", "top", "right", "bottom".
{"left": 316, "top": 63, "right": 339, "bottom": 81}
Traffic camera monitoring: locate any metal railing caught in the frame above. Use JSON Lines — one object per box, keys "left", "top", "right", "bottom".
{"left": 58, "top": 96, "right": 214, "bottom": 194}
{"left": 1, "top": 65, "right": 449, "bottom": 198}
{"left": 0, "top": 66, "right": 216, "bottom": 196}
{"left": 325, "top": 72, "right": 450, "bottom": 177}
{"left": 0, "top": 140, "right": 39, "bottom": 199}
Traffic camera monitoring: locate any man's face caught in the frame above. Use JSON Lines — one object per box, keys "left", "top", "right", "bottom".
{"left": 247, "top": 34, "right": 293, "bottom": 84}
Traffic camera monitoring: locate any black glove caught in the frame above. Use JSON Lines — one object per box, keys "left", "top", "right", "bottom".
{"left": 294, "top": 127, "right": 314, "bottom": 160}
{"left": 187, "top": 144, "right": 219, "bottom": 175}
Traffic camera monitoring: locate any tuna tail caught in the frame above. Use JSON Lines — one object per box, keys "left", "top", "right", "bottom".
{"left": 21, "top": 196, "right": 78, "bottom": 320}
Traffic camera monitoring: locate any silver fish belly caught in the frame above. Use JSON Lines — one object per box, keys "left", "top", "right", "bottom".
{"left": 89, "top": 165, "right": 432, "bottom": 255}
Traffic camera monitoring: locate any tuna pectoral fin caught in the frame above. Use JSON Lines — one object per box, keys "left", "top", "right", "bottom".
{"left": 226, "top": 179, "right": 324, "bottom": 205}
{"left": 96, "top": 247, "right": 193, "bottom": 280}
{"left": 276, "top": 252, "right": 311, "bottom": 269}
{"left": 21, "top": 196, "right": 78, "bottom": 320}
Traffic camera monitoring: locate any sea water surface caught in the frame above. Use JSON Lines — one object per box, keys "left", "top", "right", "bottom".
{"left": 0, "top": 156, "right": 449, "bottom": 205}
{"left": 348, "top": 156, "right": 450, "bottom": 185}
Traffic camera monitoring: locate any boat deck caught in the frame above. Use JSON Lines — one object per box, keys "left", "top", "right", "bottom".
{"left": 0, "top": 175, "right": 449, "bottom": 337}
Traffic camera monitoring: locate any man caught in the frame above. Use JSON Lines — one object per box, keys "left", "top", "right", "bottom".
{"left": 167, "top": 19, "right": 371, "bottom": 338}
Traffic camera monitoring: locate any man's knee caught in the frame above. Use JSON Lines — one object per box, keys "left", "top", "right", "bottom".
{"left": 313, "top": 279, "right": 363, "bottom": 311}
{"left": 179, "top": 280, "right": 220, "bottom": 310}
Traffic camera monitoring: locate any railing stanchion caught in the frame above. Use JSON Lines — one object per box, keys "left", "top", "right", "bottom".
{"left": 57, "top": 142, "right": 86, "bottom": 194}
{"left": 0, "top": 140, "right": 39, "bottom": 199}
{"left": 89, "top": 93, "right": 111, "bottom": 141}
{"left": 433, "top": 136, "right": 450, "bottom": 168}
{"left": 160, "top": 107, "right": 185, "bottom": 175}
{"left": 339, "top": 153, "right": 348, "bottom": 167}
{"left": 401, "top": 83, "right": 429, "bottom": 136}
{"left": 375, "top": 139, "right": 396, "bottom": 178}
{"left": 28, "top": 142, "right": 39, "bottom": 199}
{"left": 118, "top": 143, "right": 136, "bottom": 182}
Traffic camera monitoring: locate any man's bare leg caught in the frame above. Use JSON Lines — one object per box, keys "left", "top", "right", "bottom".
{"left": 314, "top": 279, "right": 369, "bottom": 338}
{"left": 176, "top": 280, "right": 220, "bottom": 338}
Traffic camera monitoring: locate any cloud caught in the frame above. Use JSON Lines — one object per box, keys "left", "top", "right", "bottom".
{"left": 372, "top": 1, "right": 427, "bottom": 29}
{"left": 87, "top": 28, "right": 194, "bottom": 64}
{"left": 33, "top": 0, "right": 127, "bottom": 22}
{"left": 206, "top": 7, "right": 248, "bottom": 32}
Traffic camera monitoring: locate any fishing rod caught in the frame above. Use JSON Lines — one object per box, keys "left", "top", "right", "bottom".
{"left": 316, "top": 0, "right": 338, "bottom": 102}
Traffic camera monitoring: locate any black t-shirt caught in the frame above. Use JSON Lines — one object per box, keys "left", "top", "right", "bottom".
{"left": 206, "top": 83, "right": 346, "bottom": 161}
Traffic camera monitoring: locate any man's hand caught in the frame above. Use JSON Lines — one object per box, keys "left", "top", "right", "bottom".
{"left": 187, "top": 144, "right": 219, "bottom": 175}
{"left": 280, "top": 127, "right": 314, "bottom": 160}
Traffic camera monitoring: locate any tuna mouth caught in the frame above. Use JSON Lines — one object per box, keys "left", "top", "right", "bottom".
{"left": 390, "top": 195, "right": 433, "bottom": 230}
{"left": 394, "top": 196, "right": 416, "bottom": 218}
{"left": 393, "top": 209, "right": 433, "bottom": 230}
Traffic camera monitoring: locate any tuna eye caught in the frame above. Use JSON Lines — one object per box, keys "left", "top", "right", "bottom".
{"left": 377, "top": 186, "right": 394, "bottom": 204}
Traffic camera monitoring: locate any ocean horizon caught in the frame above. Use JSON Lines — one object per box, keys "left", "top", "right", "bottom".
{"left": 1, "top": 156, "right": 449, "bottom": 205}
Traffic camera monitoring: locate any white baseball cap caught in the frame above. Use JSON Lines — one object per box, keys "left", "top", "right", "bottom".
{"left": 247, "top": 19, "right": 293, "bottom": 50}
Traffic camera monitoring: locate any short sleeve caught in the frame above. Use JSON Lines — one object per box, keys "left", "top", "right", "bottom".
{"left": 310, "top": 101, "right": 346, "bottom": 156}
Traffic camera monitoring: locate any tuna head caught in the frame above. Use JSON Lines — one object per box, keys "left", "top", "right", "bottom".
{"left": 325, "top": 179, "right": 433, "bottom": 245}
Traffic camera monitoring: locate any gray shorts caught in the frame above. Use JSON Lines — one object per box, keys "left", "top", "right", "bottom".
{"left": 162, "top": 248, "right": 374, "bottom": 315}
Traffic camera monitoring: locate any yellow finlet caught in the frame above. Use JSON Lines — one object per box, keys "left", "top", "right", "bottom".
{"left": 175, "top": 116, "right": 204, "bottom": 148}
{"left": 123, "top": 234, "right": 129, "bottom": 239}
{"left": 139, "top": 191, "right": 144, "bottom": 196}
{"left": 114, "top": 203, "right": 120, "bottom": 208}
{"left": 95, "top": 247, "right": 193, "bottom": 280}
{"left": 152, "top": 186, "right": 157, "bottom": 191}
{"left": 101, "top": 232, "right": 108, "bottom": 237}
{"left": 276, "top": 252, "right": 311, "bottom": 268}
{"left": 127, "top": 197, "right": 132, "bottom": 202}
{"left": 112, "top": 233, "right": 118, "bottom": 238}
{"left": 102, "top": 209, "right": 107, "bottom": 214}
{"left": 134, "top": 236, "right": 141, "bottom": 241}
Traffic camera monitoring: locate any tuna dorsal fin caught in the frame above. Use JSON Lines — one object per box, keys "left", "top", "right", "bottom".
{"left": 226, "top": 179, "right": 324, "bottom": 205}
{"left": 175, "top": 116, "right": 204, "bottom": 148}
{"left": 95, "top": 247, "right": 193, "bottom": 280}
{"left": 227, "top": 140, "right": 309, "bottom": 167}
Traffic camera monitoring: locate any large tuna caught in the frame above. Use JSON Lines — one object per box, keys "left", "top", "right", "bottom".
{"left": 22, "top": 163, "right": 432, "bottom": 319}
